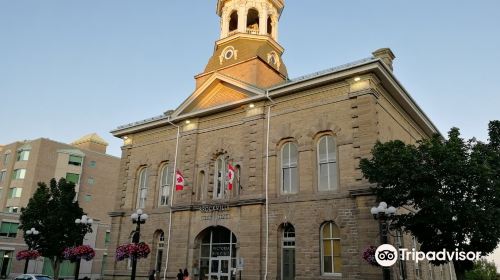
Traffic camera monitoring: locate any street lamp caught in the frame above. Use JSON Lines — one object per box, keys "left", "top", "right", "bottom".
{"left": 130, "top": 209, "right": 148, "bottom": 280}
{"left": 24, "top": 227, "right": 40, "bottom": 273}
{"left": 74, "top": 215, "right": 93, "bottom": 280}
{"left": 371, "top": 202, "right": 396, "bottom": 280}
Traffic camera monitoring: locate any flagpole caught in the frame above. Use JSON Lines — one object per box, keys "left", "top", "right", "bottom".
{"left": 164, "top": 119, "right": 180, "bottom": 280}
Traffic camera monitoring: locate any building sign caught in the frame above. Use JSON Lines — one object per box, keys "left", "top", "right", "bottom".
{"left": 200, "top": 203, "right": 230, "bottom": 221}
{"left": 211, "top": 245, "right": 231, "bottom": 257}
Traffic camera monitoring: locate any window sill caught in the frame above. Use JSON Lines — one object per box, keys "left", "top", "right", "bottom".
{"left": 320, "top": 273, "right": 342, "bottom": 278}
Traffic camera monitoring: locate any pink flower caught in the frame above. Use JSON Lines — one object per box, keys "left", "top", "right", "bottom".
{"left": 115, "top": 242, "right": 150, "bottom": 261}
{"left": 16, "top": 250, "right": 40, "bottom": 261}
{"left": 63, "top": 245, "right": 95, "bottom": 261}
{"left": 362, "top": 246, "right": 380, "bottom": 266}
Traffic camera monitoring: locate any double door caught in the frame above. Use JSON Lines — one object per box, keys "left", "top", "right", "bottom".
{"left": 209, "top": 256, "right": 231, "bottom": 280}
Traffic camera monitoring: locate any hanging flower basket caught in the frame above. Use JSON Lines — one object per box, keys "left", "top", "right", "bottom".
{"left": 16, "top": 250, "right": 40, "bottom": 261}
{"left": 362, "top": 246, "right": 380, "bottom": 267}
{"left": 115, "top": 242, "right": 150, "bottom": 261}
{"left": 63, "top": 245, "right": 96, "bottom": 262}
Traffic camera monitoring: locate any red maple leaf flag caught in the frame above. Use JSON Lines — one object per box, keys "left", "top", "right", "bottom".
{"left": 175, "top": 170, "right": 184, "bottom": 191}
{"left": 227, "top": 164, "right": 235, "bottom": 190}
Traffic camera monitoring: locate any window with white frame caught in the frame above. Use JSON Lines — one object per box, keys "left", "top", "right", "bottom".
{"left": 214, "top": 156, "right": 226, "bottom": 199}
{"left": 136, "top": 167, "right": 148, "bottom": 209}
{"left": 9, "top": 188, "right": 22, "bottom": 198}
{"left": 321, "top": 222, "right": 342, "bottom": 275}
{"left": 155, "top": 231, "right": 165, "bottom": 273}
{"left": 282, "top": 224, "right": 296, "bottom": 280}
{"left": 281, "top": 142, "right": 298, "bottom": 194}
{"left": 16, "top": 150, "right": 30, "bottom": 161}
{"left": 12, "top": 169, "right": 26, "bottom": 180}
{"left": 317, "top": 135, "right": 338, "bottom": 191}
{"left": 159, "top": 165, "right": 173, "bottom": 206}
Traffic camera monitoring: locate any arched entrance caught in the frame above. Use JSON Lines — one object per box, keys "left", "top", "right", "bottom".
{"left": 197, "top": 226, "right": 237, "bottom": 280}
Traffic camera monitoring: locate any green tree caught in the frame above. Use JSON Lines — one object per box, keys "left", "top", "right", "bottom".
{"left": 360, "top": 121, "right": 500, "bottom": 280}
{"left": 19, "top": 178, "right": 91, "bottom": 280}
{"left": 465, "top": 259, "right": 498, "bottom": 280}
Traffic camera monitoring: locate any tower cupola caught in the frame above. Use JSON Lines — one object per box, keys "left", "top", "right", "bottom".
{"left": 196, "top": 0, "right": 287, "bottom": 89}
{"left": 216, "top": 0, "right": 284, "bottom": 41}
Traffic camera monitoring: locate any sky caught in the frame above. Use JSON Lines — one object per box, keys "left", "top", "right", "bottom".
{"left": 0, "top": 0, "right": 499, "bottom": 269}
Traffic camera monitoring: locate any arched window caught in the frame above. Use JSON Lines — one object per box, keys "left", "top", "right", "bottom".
{"left": 246, "top": 8, "right": 259, "bottom": 34}
{"left": 321, "top": 222, "right": 342, "bottom": 275}
{"left": 281, "top": 224, "right": 295, "bottom": 280}
{"left": 136, "top": 167, "right": 148, "bottom": 209}
{"left": 155, "top": 231, "right": 165, "bottom": 274}
{"left": 281, "top": 142, "right": 298, "bottom": 194}
{"left": 214, "top": 156, "right": 226, "bottom": 199}
{"left": 197, "top": 170, "right": 206, "bottom": 201}
{"left": 159, "top": 165, "right": 173, "bottom": 206}
{"left": 229, "top": 11, "right": 238, "bottom": 32}
{"left": 267, "top": 16, "right": 273, "bottom": 35}
{"left": 235, "top": 164, "right": 241, "bottom": 195}
{"left": 317, "top": 135, "right": 338, "bottom": 191}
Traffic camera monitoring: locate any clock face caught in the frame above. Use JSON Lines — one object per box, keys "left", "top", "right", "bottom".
{"left": 224, "top": 49, "right": 234, "bottom": 60}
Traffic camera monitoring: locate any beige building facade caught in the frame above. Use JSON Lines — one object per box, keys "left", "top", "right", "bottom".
{"left": 0, "top": 134, "right": 120, "bottom": 279}
{"left": 107, "top": 1, "right": 456, "bottom": 279}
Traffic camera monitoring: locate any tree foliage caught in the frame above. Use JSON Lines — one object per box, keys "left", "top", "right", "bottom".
{"left": 465, "top": 259, "right": 498, "bottom": 280}
{"left": 360, "top": 121, "right": 500, "bottom": 279}
{"left": 19, "top": 178, "right": 91, "bottom": 280}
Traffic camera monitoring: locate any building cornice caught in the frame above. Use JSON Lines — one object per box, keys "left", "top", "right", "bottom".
{"left": 111, "top": 58, "right": 440, "bottom": 139}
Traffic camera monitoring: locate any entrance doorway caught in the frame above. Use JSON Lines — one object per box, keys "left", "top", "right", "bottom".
{"left": 209, "top": 256, "right": 231, "bottom": 280}
{"left": 198, "top": 227, "right": 236, "bottom": 280}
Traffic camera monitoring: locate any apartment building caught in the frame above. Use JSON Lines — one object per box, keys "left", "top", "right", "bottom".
{"left": 0, "top": 134, "right": 119, "bottom": 279}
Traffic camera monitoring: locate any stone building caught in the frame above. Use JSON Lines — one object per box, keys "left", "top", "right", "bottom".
{"left": 0, "top": 134, "right": 120, "bottom": 279}
{"left": 107, "top": 0, "right": 455, "bottom": 279}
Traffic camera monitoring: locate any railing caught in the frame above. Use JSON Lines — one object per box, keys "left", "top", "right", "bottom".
{"left": 246, "top": 28, "right": 259, "bottom": 35}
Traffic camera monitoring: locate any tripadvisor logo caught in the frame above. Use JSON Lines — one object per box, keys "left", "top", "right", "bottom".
{"left": 375, "top": 244, "right": 481, "bottom": 267}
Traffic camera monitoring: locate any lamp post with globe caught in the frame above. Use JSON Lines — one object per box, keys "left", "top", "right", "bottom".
{"left": 23, "top": 227, "right": 40, "bottom": 273}
{"left": 74, "top": 215, "right": 93, "bottom": 280}
{"left": 371, "top": 202, "right": 396, "bottom": 280}
{"left": 130, "top": 209, "right": 148, "bottom": 280}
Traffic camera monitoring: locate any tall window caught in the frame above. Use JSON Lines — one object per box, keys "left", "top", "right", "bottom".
{"left": 16, "top": 150, "right": 30, "bottom": 161}
{"left": 104, "top": 231, "right": 111, "bottom": 246}
{"left": 282, "top": 224, "right": 295, "bottom": 280}
{"left": 317, "top": 135, "right": 338, "bottom": 191}
{"left": 321, "top": 222, "right": 342, "bottom": 275}
{"left": 229, "top": 11, "right": 238, "bottom": 32}
{"left": 136, "top": 168, "right": 148, "bottom": 209}
{"left": 155, "top": 231, "right": 165, "bottom": 273}
{"left": 281, "top": 142, "right": 298, "bottom": 194}
{"left": 214, "top": 156, "right": 226, "bottom": 199}
{"left": 396, "top": 230, "right": 407, "bottom": 279}
{"left": 0, "top": 170, "right": 6, "bottom": 183}
{"left": 197, "top": 171, "right": 205, "bottom": 201}
{"left": 159, "top": 165, "right": 173, "bottom": 206}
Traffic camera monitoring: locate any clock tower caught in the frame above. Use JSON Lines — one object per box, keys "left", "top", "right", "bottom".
{"left": 195, "top": 0, "right": 288, "bottom": 89}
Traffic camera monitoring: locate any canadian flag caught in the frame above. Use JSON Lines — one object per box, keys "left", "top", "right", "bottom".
{"left": 175, "top": 170, "right": 185, "bottom": 191}
{"left": 227, "top": 164, "right": 235, "bottom": 190}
